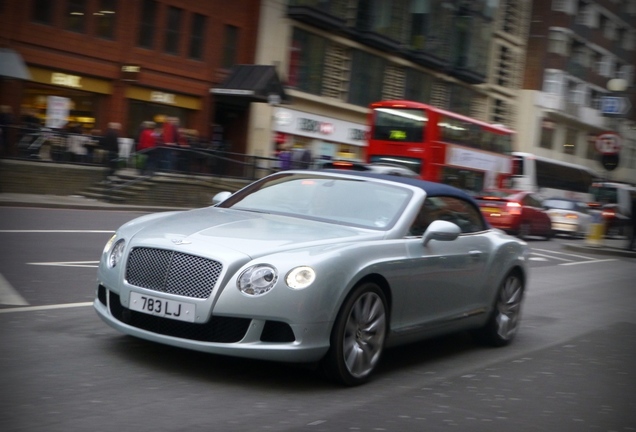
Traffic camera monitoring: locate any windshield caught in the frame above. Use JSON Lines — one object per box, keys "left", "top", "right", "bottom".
{"left": 372, "top": 108, "right": 427, "bottom": 142}
{"left": 590, "top": 186, "right": 618, "bottom": 204}
{"left": 218, "top": 173, "right": 413, "bottom": 230}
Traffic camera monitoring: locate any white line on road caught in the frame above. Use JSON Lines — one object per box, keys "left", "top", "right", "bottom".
{"left": 28, "top": 261, "right": 100, "bottom": 268}
{"left": 530, "top": 252, "right": 575, "bottom": 262}
{"left": 0, "top": 272, "right": 29, "bottom": 306}
{"left": 0, "top": 302, "right": 93, "bottom": 314}
{"left": 532, "top": 248, "right": 594, "bottom": 260}
{"left": 559, "top": 259, "right": 617, "bottom": 266}
{"left": 0, "top": 230, "right": 115, "bottom": 233}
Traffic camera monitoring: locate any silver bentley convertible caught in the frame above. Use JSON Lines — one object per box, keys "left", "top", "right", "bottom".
{"left": 94, "top": 170, "right": 529, "bottom": 385}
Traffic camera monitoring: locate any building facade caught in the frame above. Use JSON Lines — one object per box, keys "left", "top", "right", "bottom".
{"left": 0, "top": 0, "right": 260, "bottom": 155}
{"left": 239, "top": 0, "right": 531, "bottom": 164}
{"left": 517, "top": 0, "right": 636, "bottom": 184}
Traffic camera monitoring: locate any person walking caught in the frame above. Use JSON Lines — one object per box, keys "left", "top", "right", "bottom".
{"left": 628, "top": 191, "right": 636, "bottom": 251}
{"left": 137, "top": 121, "right": 157, "bottom": 175}
{"left": 102, "top": 122, "right": 121, "bottom": 182}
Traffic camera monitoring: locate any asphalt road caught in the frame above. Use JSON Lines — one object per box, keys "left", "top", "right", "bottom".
{"left": 0, "top": 207, "right": 634, "bottom": 432}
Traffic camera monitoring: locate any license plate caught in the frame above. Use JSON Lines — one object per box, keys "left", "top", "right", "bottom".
{"left": 129, "top": 292, "right": 195, "bottom": 323}
{"left": 483, "top": 207, "right": 501, "bottom": 214}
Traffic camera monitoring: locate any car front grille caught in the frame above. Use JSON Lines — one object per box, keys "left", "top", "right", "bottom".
{"left": 126, "top": 247, "right": 222, "bottom": 299}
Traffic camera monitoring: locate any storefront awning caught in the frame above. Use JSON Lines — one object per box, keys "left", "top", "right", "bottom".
{"left": 0, "top": 48, "right": 31, "bottom": 80}
{"left": 210, "top": 65, "right": 289, "bottom": 106}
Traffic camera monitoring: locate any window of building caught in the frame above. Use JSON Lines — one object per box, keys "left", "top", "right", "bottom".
{"left": 603, "top": 17, "right": 616, "bottom": 40}
{"left": 564, "top": 127, "right": 577, "bottom": 155}
{"left": 32, "top": 0, "right": 53, "bottom": 25}
{"left": 548, "top": 30, "right": 569, "bottom": 55}
{"left": 137, "top": 0, "right": 157, "bottom": 49}
{"left": 221, "top": 25, "right": 239, "bottom": 69}
{"left": 348, "top": 50, "right": 385, "bottom": 107}
{"left": 576, "top": 2, "right": 597, "bottom": 27}
{"left": 66, "top": 0, "right": 87, "bottom": 33}
{"left": 404, "top": 68, "right": 433, "bottom": 103}
{"left": 164, "top": 6, "right": 182, "bottom": 55}
{"left": 572, "top": 44, "right": 591, "bottom": 67}
{"left": 552, "top": 0, "right": 575, "bottom": 14}
{"left": 598, "top": 54, "right": 614, "bottom": 77}
{"left": 540, "top": 119, "right": 555, "bottom": 150}
{"left": 586, "top": 133, "right": 597, "bottom": 160}
{"left": 288, "top": 27, "right": 327, "bottom": 95}
{"left": 618, "top": 64, "right": 635, "bottom": 87}
{"left": 95, "top": 0, "right": 117, "bottom": 40}
{"left": 543, "top": 70, "right": 563, "bottom": 95}
{"left": 188, "top": 13, "right": 206, "bottom": 60}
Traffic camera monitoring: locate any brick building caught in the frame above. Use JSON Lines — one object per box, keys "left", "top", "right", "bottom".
{"left": 0, "top": 0, "right": 261, "bottom": 155}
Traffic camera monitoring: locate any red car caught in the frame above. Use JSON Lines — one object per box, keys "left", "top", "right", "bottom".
{"left": 476, "top": 190, "right": 553, "bottom": 240}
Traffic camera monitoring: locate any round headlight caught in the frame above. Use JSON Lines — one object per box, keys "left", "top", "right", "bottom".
{"left": 107, "top": 239, "right": 126, "bottom": 268}
{"left": 286, "top": 266, "right": 316, "bottom": 290}
{"left": 237, "top": 264, "right": 278, "bottom": 296}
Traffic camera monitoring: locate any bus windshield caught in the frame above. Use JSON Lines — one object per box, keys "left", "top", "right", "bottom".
{"left": 371, "top": 108, "right": 427, "bottom": 142}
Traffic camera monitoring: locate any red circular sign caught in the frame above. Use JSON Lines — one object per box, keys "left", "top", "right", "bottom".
{"left": 595, "top": 132, "right": 621, "bottom": 155}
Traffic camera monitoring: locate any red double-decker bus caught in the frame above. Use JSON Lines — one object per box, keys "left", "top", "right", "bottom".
{"left": 366, "top": 100, "right": 515, "bottom": 193}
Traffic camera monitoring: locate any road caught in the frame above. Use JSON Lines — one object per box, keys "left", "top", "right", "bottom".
{"left": 0, "top": 207, "right": 634, "bottom": 432}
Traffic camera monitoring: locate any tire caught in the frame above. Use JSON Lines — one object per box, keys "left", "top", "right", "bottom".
{"left": 322, "top": 282, "right": 388, "bottom": 386}
{"left": 473, "top": 271, "right": 524, "bottom": 347}
{"left": 517, "top": 222, "right": 530, "bottom": 240}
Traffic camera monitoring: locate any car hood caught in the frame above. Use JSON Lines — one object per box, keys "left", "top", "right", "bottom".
{"left": 126, "top": 207, "right": 382, "bottom": 259}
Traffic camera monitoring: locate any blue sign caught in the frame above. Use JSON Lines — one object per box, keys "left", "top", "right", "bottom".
{"left": 600, "top": 96, "right": 631, "bottom": 116}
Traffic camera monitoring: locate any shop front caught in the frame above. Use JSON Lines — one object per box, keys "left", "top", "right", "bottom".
{"left": 125, "top": 86, "right": 202, "bottom": 140}
{"left": 20, "top": 66, "right": 112, "bottom": 133}
{"left": 271, "top": 107, "right": 368, "bottom": 165}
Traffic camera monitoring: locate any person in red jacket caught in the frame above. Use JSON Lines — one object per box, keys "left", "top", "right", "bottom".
{"left": 137, "top": 121, "right": 157, "bottom": 175}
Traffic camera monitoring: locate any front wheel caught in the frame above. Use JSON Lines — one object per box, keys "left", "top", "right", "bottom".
{"left": 322, "top": 282, "right": 387, "bottom": 386}
{"left": 473, "top": 272, "right": 524, "bottom": 347}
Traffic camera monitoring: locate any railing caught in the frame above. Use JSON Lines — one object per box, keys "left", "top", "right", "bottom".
{"left": 4, "top": 125, "right": 284, "bottom": 182}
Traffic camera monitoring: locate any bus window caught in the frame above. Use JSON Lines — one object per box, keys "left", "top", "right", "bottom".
{"left": 372, "top": 108, "right": 426, "bottom": 142}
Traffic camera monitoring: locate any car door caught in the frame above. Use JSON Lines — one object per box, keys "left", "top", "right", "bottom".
{"left": 399, "top": 196, "right": 491, "bottom": 331}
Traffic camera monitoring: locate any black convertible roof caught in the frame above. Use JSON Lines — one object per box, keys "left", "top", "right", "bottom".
{"left": 319, "top": 169, "right": 475, "bottom": 201}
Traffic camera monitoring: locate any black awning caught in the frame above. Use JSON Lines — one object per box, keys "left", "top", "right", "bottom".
{"left": 210, "top": 65, "right": 289, "bottom": 106}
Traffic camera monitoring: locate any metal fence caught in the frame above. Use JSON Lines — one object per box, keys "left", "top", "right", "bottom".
{"left": 6, "top": 126, "right": 281, "bottom": 181}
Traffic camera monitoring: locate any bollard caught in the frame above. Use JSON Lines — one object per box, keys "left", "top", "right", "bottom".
{"left": 586, "top": 211, "right": 605, "bottom": 247}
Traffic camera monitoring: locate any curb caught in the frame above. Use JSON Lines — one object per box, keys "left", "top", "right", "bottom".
{"left": 562, "top": 242, "right": 636, "bottom": 259}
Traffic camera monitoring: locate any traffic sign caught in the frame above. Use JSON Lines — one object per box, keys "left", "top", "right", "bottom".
{"left": 600, "top": 96, "right": 631, "bottom": 116}
{"left": 596, "top": 132, "right": 622, "bottom": 155}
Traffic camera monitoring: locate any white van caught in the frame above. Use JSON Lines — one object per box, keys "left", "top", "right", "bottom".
{"left": 589, "top": 182, "right": 636, "bottom": 237}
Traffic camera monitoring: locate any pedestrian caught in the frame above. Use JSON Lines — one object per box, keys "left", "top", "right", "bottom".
{"left": 137, "top": 121, "right": 157, "bottom": 175}
{"left": 0, "top": 105, "right": 14, "bottom": 158}
{"left": 102, "top": 122, "right": 121, "bottom": 181}
{"left": 628, "top": 191, "right": 636, "bottom": 251}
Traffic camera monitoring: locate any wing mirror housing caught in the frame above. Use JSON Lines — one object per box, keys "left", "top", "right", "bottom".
{"left": 212, "top": 191, "right": 232, "bottom": 206}
{"left": 422, "top": 220, "right": 461, "bottom": 246}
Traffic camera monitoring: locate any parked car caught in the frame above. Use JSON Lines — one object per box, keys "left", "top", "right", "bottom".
{"left": 589, "top": 182, "right": 636, "bottom": 237}
{"left": 95, "top": 170, "right": 529, "bottom": 386}
{"left": 476, "top": 190, "right": 553, "bottom": 240}
{"left": 542, "top": 197, "right": 593, "bottom": 238}
{"left": 320, "top": 160, "right": 419, "bottom": 177}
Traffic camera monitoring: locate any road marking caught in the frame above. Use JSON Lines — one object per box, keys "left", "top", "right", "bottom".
{"left": 0, "top": 302, "right": 93, "bottom": 314}
{"left": 0, "top": 272, "right": 29, "bottom": 306}
{"left": 529, "top": 257, "right": 549, "bottom": 261}
{"left": 0, "top": 230, "right": 114, "bottom": 233}
{"left": 28, "top": 261, "right": 99, "bottom": 268}
{"left": 559, "top": 259, "right": 617, "bottom": 266}
{"left": 530, "top": 252, "right": 574, "bottom": 262}
{"left": 532, "top": 248, "right": 594, "bottom": 260}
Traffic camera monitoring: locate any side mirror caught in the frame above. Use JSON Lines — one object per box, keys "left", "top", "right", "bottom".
{"left": 422, "top": 220, "right": 461, "bottom": 246}
{"left": 212, "top": 191, "right": 232, "bottom": 206}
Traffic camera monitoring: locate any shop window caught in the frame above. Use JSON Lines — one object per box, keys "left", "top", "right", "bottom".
{"left": 189, "top": 13, "right": 206, "bottom": 60}
{"left": 164, "top": 6, "right": 182, "bottom": 55}
{"left": 96, "top": 0, "right": 117, "bottom": 40}
{"left": 222, "top": 25, "right": 238, "bottom": 69}
{"left": 66, "top": 0, "right": 87, "bottom": 33}
{"left": 348, "top": 50, "right": 385, "bottom": 107}
{"left": 32, "top": 0, "right": 53, "bottom": 25}
{"left": 288, "top": 28, "right": 327, "bottom": 96}
{"left": 137, "top": 0, "right": 157, "bottom": 49}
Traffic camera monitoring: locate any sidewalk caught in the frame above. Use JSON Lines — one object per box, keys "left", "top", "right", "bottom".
{"left": 0, "top": 192, "right": 191, "bottom": 212}
{"left": 1, "top": 192, "right": 635, "bottom": 258}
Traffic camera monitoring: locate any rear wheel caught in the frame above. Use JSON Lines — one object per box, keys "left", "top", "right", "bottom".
{"left": 322, "top": 282, "right": 387, "bottom": 386}
{"left": 517, "top": 222, "right": 530, "bottom": 240}
{"left": 473, "top": 272, "right": 524, "bottom": 346}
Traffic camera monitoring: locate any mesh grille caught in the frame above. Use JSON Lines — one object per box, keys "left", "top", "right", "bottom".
{"left": 126, "top": 247, "right": 222, "bottom": 299}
